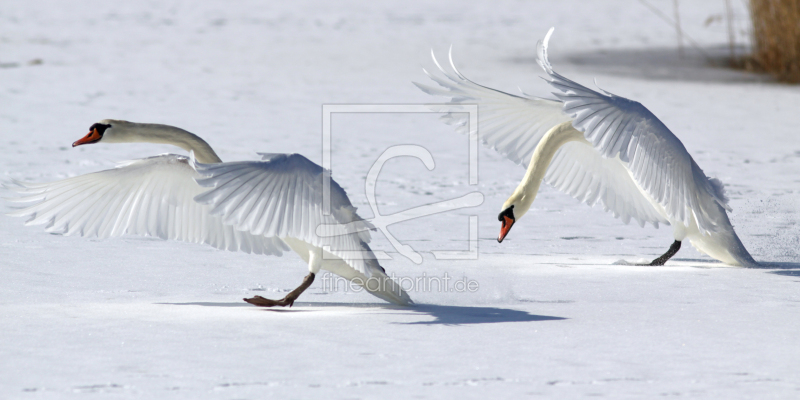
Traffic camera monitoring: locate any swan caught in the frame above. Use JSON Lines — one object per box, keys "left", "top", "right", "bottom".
{"left": 415, "top": 28, "right": 757, "bottom": 267}
{"left": 6, "top": 120, "right": 413, "bottom": 306}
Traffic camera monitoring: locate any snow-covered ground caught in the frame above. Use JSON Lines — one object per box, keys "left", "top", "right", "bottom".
{"left": 2, "top": 0, "right": 799, "bottom": 398}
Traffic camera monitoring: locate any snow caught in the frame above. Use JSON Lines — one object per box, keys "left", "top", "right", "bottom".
{"left": 2, "top": 0, "right": 799, "bottom": 398}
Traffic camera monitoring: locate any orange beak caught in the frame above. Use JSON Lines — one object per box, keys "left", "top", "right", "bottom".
{"left": 72, "top": 128, "right": 101, "bottom": 147}
{"left": 497, "top": 215, "right": 515, "bottom": 243}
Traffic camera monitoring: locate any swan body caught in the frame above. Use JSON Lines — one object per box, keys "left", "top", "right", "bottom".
{"left": 7, "top": 119, "right": 412, "bottom": 305}
{"left": 416, "top": 28, "right": 757, "bottom": 267}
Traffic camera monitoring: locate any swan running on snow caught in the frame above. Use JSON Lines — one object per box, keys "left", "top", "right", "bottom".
{"left": 7, "top": 120, "right": 412, "bottom": 305}
{"left": 416, "top": 28, "right": 757, "bottom": 267}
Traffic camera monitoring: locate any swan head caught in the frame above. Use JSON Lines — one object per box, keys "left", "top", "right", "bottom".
{"left": 70, "top": 119, "right": 223, "bottom": 163}
{"left": 497, "top": 205, "right": 516, "bottom": 243}
{"left": 72, "top": 120, "right": 115, "bottom": 147}
{"left": 498, "top": 191, "right": 535, "bottom": 243}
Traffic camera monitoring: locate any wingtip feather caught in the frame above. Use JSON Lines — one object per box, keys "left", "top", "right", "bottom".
{"left": 536, "top": 27, "right": 555, "bottom": 74}
{"left": 430, "top": 49, "right": 446, "bottom": 74}
{"left": 448, "top": 45, "right": 467, "bottom": 80}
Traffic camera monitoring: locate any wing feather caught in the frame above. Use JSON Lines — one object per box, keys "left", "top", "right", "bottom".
{"left": 193, "top": 153, "right": 383, "bottom": 277}
{"left": 6, "top": 154, "right": 288, "bottom": 255}
{"left": 536, "top": 28, "right": 731, "bottom": 233}
{"left": 417, "top": 54, "right": 669, "bottom": 227}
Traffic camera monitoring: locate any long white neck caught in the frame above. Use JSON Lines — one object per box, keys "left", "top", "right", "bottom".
{"left": 101, "top": 120, "right": 223, "bottom": 164}
{"left": 504, "top": 121, "right": 588, "bottom": 217}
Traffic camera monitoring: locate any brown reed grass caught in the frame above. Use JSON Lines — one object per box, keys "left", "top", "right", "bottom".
{"left": 749, "top": 0, "right": 800, "bottom": 83}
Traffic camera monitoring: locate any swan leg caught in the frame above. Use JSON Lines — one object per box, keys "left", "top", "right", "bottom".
{"left": 647, "top": 240, "right": 682, "bottom": 266}
{"left": 244, "top": 273, "right": 316, "bottom": 307}
{"left": 244, "top": 245, "right": 322, "bottom": 307}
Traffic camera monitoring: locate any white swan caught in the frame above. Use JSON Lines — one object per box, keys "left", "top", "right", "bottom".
{"left": 416, "top": 28, "right": 757, "bottom": 267}
{"left": 6, "top": 120, "right": 413, "bottom": 305}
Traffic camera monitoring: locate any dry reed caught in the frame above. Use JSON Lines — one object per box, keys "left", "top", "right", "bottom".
{"left": 749, "top": 0, "right": 800, "bottom": 83}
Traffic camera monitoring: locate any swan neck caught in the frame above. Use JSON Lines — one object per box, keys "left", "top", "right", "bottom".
{"left": 108, "top": 121, "right": 223, "bottom": 163}
{"left": 510, "top": 121, "right": 587, "bottom": 216}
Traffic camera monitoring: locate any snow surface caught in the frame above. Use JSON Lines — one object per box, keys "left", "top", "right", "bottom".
{"left": 2, "top": 0, "right": 799, "bottom": 398}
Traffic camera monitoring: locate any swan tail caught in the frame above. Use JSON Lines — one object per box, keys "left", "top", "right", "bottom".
{"left": 359, "top": 246, "right": 413, "bottom": 305}
{"left": 363, "top": 270, "right": 414, "bottom": 306}
{"left": 727, "top": 231, "right": 760, "bottom": 267}
{"left": 688, "top": 228, "right": 759, "bottom": 267}
{"left": 317, "top": 255, "right": 413, "bottom": 306}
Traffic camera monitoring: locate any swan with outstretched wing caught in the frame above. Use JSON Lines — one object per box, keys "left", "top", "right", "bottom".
{"left": 6, "top": 120, "right": 412, "bottom": 305}
{"left": 415, "top": 28, "right": 757, "bottom": 267}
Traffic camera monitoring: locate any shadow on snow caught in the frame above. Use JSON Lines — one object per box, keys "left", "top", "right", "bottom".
{"left": 397, "top": 304, "right": 566, "bottom": 325}
{"left": 160, "top": 301, "right": 567, "bottom": 325}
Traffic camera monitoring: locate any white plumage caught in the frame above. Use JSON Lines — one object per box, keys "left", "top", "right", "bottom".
{"left": 7, "top": 155, "right": 288, "bottom": 256}
{"left": 415, "top": 28, "right": 757, "bottom": 267}
{"left": 6, "top": 120, "right": 412, "bottom": 305}
{"left": 193, "top": 153, "right": 383, "bottom": 277}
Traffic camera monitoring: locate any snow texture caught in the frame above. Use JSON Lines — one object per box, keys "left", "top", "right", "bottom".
{"left": 1, "top": 0, "right": 799, "bottom": 398}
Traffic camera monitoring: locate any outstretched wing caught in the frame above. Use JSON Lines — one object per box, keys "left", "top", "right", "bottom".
{"left": 537, "top": 28, "right": 730, "bottom": 234}
{"left": 6, "top": 154, "right": 288, "bottom": 255}
{"left": 414, "top": 49, "right": 571, "bottom": 167}
{"left": 415, "top": 48, "right": 668, "bottom": 227}
{"left": 193, "top": 153, "right": 385, "bottom": 277}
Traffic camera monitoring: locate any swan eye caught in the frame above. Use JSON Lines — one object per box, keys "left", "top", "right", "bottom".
{"left": 498, "top": 206, "right": 515, "bottom": 222}
{"left": 87, "top": 123, "right": 112, "bottom": 136}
